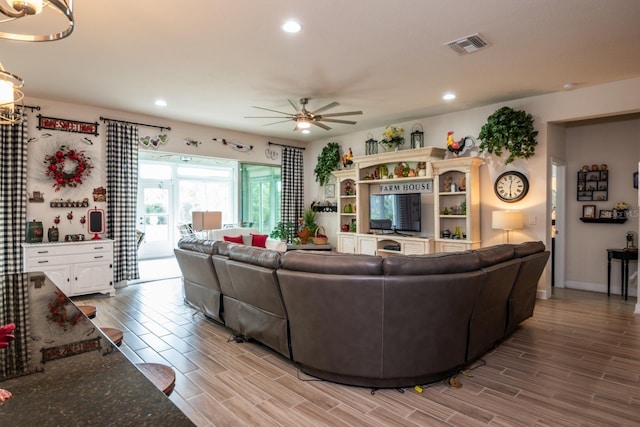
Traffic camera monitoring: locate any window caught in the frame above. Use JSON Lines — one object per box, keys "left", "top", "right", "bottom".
{"left": 240, "top": 164, "right": 281, "bottom": 233}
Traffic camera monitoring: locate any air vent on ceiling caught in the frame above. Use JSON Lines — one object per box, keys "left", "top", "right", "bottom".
{"left": 445, "top": 33, "right": 490, "bottom": 55}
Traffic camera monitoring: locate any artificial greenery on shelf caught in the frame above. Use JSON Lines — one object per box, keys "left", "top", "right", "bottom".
{"left": 314, "top": 142, "right": 341, "bottom": 186}
{"left": 478, "top": 106, "right": 538, "bottom": 165}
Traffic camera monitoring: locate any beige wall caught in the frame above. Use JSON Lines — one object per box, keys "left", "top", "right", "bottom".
{"left": 23, "top": 77, "right": 640, "bottom": 299}
{"left": 308, "top": 77, "right": 640, "bottom": 298}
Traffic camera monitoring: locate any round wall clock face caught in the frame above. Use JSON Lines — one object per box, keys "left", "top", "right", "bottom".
{"left": 494, "top": 171, "right": 529, "bottom": 203}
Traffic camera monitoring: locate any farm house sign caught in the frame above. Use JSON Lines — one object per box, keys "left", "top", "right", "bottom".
{"left": 37, "top": 115, "right": 100, "bottom": 136}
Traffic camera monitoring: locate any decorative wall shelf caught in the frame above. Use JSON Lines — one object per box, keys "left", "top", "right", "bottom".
{"left": 311, "top": 205, "right": 337, "bottom": 213}
{"left": 579, "top": 217, "right": 627, "bottom": 224}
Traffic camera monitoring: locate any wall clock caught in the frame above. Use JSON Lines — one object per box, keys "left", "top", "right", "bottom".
{"left": 494, "top": 171, "right": 529, "bottom": 203}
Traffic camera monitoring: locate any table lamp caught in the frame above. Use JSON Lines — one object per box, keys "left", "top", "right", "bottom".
{"left": 191, "top": 211, "right": 222, "bottom": 232}
{"left": 492, "top": 210, "right": 523, "bottom": 244}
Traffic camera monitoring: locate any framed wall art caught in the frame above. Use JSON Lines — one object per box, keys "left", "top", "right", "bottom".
{"left": 582, "top": 205, "right": 596, "bottom": 219}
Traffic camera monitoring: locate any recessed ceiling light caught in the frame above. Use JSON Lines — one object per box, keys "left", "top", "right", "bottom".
{"left": 282, "top": 20, "right": 302, "bottom": 33}
{"left": 301, "top": 129, "right": 310, "bottom": 134}
{"left": 443, "top": 92, "right": 456, "bottom": 101}
{"left": 155, "top": 99, "right": 167, "bottom": 107}
{"left": 563, "top": 83, "right": 575, "bottom": 90}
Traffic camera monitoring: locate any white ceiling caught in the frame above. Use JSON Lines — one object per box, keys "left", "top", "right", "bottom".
{"left": 3, "top": 0, "right": 640, "bottom": 142}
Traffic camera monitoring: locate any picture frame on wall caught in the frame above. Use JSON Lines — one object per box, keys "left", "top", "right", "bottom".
{"left": 599, "top": 209, "right": 613, "bottom": 219}
{"left": 324, "top": 184, "right": 335, "bottom": 198}
{"left": 583, "top": 205, "right": 596, "bottom": 219}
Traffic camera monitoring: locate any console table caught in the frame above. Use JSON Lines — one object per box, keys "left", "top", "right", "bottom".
{"left": 607, "top": 248, "right": 638, "bottom": 300}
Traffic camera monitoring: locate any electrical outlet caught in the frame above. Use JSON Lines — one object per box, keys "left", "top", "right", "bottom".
{"left": 528, "top": 215, "right": 537, "bottom": 225}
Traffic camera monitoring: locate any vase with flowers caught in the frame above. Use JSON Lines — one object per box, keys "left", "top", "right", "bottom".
{"left": 379, "top": 125, "right": 405, "bottom": 152}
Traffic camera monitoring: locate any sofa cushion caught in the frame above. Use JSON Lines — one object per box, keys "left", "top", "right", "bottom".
{"left": 383, "top": 251, "right": 480, "bottom": 275}
{"left": 177, "top": 237, "right": 219, "bottom": 255}
{"left": 216, "top": 240, "right": 237, "bottom": 256}
{"left": 251, "top": 233, "right": 269, "bottom": 248}
{"left": 281, "top": 251, "right": 384, "bottom": 275}
{"left": 474, "top": 244, "right": 515, "bottom": 267}
{"left": 229, "top": 245, "right": 282, "bottom": 269}
{"left": 514, "top": 241, "right": 545, "bottom": 258}
{"left": 224, "top": 235, "right": 244, "bottom": 244}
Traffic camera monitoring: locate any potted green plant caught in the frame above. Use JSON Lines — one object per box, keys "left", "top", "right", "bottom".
{"left": 270, "top": 221, "right": 293, "bottom": 241}
{"left": 302, "top": 207, "right": 318, "bottom": 237}
{"left": 477, "top": 106, "right": 538, "bottom": 164}
{"left": 314, "top": 142, "right": 341, "bottom": 186}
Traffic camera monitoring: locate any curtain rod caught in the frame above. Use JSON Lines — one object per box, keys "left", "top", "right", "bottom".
{"left": 268, "top": 141, "right": 305, "bottom": 151}
{"left": 100, "top": 116, "right": 171, "bottom": 132}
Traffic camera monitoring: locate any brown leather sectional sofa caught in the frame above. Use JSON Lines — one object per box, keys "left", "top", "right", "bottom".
{"left": 174, "top": 237, "right": 549, "bottom": 388}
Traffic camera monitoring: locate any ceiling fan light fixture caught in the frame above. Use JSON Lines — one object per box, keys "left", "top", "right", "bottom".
{"left": 0, "top": 0, "right": 74, "bottom": 41}
{"left": 296, "top": 119, "right": 311, "bottom": 129}
{"left": 0, "top": 62, "right": 25, "bottom": 125}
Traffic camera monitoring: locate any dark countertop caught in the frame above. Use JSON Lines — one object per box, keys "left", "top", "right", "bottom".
{"left": 0, "top": 272, "right": 194, "bottom": 426}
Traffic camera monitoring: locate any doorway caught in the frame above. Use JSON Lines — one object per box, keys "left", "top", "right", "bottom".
{"left": 551, "top": 159, "right": 566, "bottom": 288}
{"left": 137, "top": 179, "right": 174, "bottom": 259}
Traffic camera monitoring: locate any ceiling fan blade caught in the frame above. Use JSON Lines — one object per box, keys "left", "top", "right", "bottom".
{"left": 312, "top": 121, "right": 331, "bottom": 130}
{"left": 245, "top": 116, "right": 293, "bottom": 118}
{"left": 311, "top": 101, "right": 340, "bottom": 115}
{"left": 263, "top": 119, "right": 294, "bottom": 126}
{"left": 252, "top": 106, "right": 295, "bottom": 116}
{"left": 288, "top": 99, "right": 300, "bottom": 112}
{"left": 317, "top": 110, "right": 363, "bottom": 118}
{"left": 319, "top": 118, "right": 358, "bottom": 125}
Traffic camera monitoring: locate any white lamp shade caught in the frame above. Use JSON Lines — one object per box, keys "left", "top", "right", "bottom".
{"left": 0, "top": 79, "right": 14, "bottom": 109}
{"left": 192, "top": 211, "right": 222, "bottom": 231}
{"left": 492, "top": 210, "right": 523, "bottom": 230}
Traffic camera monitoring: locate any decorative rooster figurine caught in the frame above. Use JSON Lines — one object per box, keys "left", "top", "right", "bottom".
{"left": 342, "top": 147, "right": 354, "bottom": 168}
{"left": 446, "top": 131, "right": 475, "bottom": 157}
{"left": 446, "top": 131, "right": 464, "bottom": 157}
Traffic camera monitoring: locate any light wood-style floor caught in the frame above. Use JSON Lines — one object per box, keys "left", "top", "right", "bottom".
{"left": 75, "top": 281, "right": 640, "bottom": 426}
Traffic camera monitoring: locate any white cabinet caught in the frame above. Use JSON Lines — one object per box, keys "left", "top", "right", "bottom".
{"left": 23, "top": 240, "right": 115, "bottom": 297}
{"left": 432, "top": 157, "right": 483, "bottom": 252}
{"left": 357, "top": 235, "right": 378, "bottom": 256}
{"left": 337, "top": 232, "right": 357, "bottom": 254}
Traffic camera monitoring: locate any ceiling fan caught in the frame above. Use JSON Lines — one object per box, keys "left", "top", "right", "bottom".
{"left": 245, "top": 97, "right": 362, "bottom": 131}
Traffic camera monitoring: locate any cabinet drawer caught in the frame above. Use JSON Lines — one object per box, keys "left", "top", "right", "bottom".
{"left": 26, "top": 252, "right": 112, "bottom": 269}
{"left": 24, "top": 242, "right": 112, "bottom": 258}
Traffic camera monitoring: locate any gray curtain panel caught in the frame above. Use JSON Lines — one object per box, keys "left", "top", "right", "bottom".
{"left": 280, "top": 147, "right": 304, "bottom": 241}
{"left": 0, "top": 114, "right": 27, "bottom": 274}
{"left": 106, "top": 122, "right": 139, "bottom": 283}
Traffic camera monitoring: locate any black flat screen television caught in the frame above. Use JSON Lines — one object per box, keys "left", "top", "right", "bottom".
{"left": 369, "top": 193, "right": 421, "bottom": 232}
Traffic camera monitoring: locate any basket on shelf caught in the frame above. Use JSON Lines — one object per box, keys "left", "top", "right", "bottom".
{"left": 312, "top": 226, "right": 328, "bottom": 245}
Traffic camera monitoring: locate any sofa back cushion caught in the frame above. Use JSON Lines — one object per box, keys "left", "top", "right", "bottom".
{"left": 474, "top": 244, "right": 515, "bottom": 268}
{"left": 229, "top": 245, "right": 282, "bottom": 269}
{"left": 383, "top": 251, "right": 480, "bottom": 275}
{"left": 177, "top": 237, "right": 219, "bottom": 255}
{"left": 514, "top": 241, "right": 546, "bottom": 258}
{"left": 281, "top": 251, "right": 383, "bottom": 275}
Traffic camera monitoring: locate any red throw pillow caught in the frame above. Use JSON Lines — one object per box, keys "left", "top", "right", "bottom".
{"left": 251, "top": 233, "right": 269, "bottom": 248}
{"left": 223, "top": 235, "right": 244, "bottom": 244}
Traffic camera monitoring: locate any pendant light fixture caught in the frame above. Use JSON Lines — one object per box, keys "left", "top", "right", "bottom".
{"left": 0, "top": 0, "right": 74, "bottom": 41}
{"left": 0, "top": 62, "right": 24, "bottom": 125}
